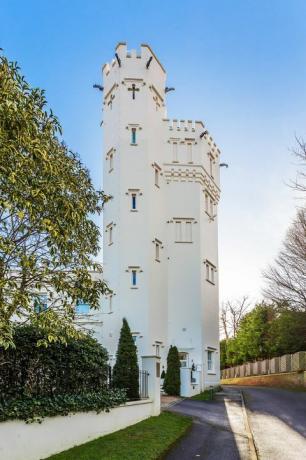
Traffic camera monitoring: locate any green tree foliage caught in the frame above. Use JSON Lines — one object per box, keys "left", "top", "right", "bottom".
{"left": 0, "top": 54, "right": 111, "bottom": 348}
{"left": 221, "top": 303, "right": 306, "bottom": 368}
{"left": 0, "top": 324, "right": 109, "bottom": 399}
{"left": 164, "top": 345, "right": 181, "bottom": 396}
{"left": 112, "top": 318, "right": 139, "bottom": 400}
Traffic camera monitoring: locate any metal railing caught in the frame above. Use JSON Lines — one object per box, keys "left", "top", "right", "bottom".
{"left": 139, "top": 370, "right": 149, "bottom": 399}
{"left": 107, "top": 366, "right": 149, "bottom": 400}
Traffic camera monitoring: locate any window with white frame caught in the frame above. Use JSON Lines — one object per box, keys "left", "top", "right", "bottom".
{"left": 179, "top": 352, "right": 188, "bottom": 368}
{"left": 187, "top": 142, "right": 193, "bottom": 163}
{"left": 205, "top": 260, "right": 216, "bottom": 284}
{"left": 207, "top": 350, "right": 215, "bottom": 372}
{"left": 34, "top": 294, "right": 48, "bottom": 313}
{"left": 126, "top": 266, "right": 142, "bottom": 288}
{"left": 106, "top": 222, "right": 114, "bottom": 245}
{"left": 109, "top": 294, "right": 113, "bottom": 313}
{"left": 174, "top": 219, "right": 194, "bottom": 243}
{"left": 126, "top": 124, "right": 141, "bottom": 145}
{"left": 131, "top": 127, "right": 137, "bottom": 145}
{"left": 126, "top": 189, "right": 142, "bottom": 211}
{"left": 205, "top": 192, "right": 215, "bottom": 219}
{"left": 155, "top": 343, "right": 161, "bottom": 357}
{"left": 154, "top": 238, "right": 162, "bottom": 262}
{"left": 208, "top": 153, "right": 214, "bottom": 178}
{"left": 173, "top": 142, "right": 178, "bottom": 162}
{"left": 106, "top": 148, "right": 115, "bottom": 173}
{"left": 131, "top": 193, "right": 137, "bottom": 210}
{"left": 152, "top": 163, "right": 161, "bottom": 187}
{"left": 75, "top": 300, "right": 90, "bottom": 315}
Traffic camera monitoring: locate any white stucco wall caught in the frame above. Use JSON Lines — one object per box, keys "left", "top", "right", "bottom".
{"left": 0, "top": 400, "right": 154, "bottom": 460}
{"left": 100, "top": 43, "right": 221, "bottom": 391}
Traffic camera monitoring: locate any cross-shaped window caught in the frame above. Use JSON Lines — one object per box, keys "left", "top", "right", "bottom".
{"left": 128, "top": 83, "right": 140, "bottom": 100}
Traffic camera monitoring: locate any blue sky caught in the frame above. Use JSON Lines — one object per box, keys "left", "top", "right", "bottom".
{"left": 1, "top": 0, "right": 306, "bottom": 303}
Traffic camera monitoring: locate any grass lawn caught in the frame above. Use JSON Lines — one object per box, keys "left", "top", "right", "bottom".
{"left": 46, "top": 411, "right": 192, "bottom": 460}
{"left": 191, "top": 386, "right": 222, "bottom": 401}
{"left": 191, "top": 389, "right": 214, "bottom": 401}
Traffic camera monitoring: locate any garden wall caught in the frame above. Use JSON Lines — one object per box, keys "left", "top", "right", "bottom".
{"left": 0, "top": 399, "right": 155, "bottom": 460}
{"left": 221, "top": 371, "right": 306, "bottom": 389}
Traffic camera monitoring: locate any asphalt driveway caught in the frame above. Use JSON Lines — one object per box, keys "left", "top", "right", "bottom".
{"left": 165, "top": 386, "right": 306, "bottom": 460}
{"left": 239, "top": 386, "right": 306, "bottom": 460}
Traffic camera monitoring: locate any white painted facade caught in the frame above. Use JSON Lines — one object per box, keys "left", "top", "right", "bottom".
{"left": 100, "top": 43, "right": 221, "bottom": 391}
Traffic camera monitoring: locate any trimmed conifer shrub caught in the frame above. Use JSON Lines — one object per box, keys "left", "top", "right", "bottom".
{"left": 112, "top": 318, "right": 139, "bottom": 400}
{"left": 164, "top": 345, "right": 181, "bottom": 396}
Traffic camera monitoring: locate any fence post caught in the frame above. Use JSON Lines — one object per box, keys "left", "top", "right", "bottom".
{"left": 142, "top": 355, "right": 161, "bottom": 416}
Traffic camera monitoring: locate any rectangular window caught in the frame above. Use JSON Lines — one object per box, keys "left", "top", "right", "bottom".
{"left": 209, "top": 154, "right": 214, "bottom": 178}
{"left": 175, "top": 221, "right": 182, "bottom": 241}
{"left": 205, "top": 192, "right": 215, "bottom": 218}
{"left": 34, "top": 294, "right": 48, "bottom": 313}
{"left": 155, "top": 168, "right": 159, "bottom": 187}
{"left": 185, "top": 221, "right": 192, "bottom": 242}
{"left": 109, "top": 152, "right": 113, "bottom": 172}
{"left": 179, "top": 352, "right": 188, "bottom": 368}
{"left": 205, "top": 260, "right": 216, "bottom": 284}
{"left": 155, "top": 344, "right": 160, "bottom": 357}
{"left": 155, "top": 241, "right": 160, "bottom": 261}
{"left": 131, "top": 270, "right": 137, "bottom": 286}
{"left": 76, "top": 301, "right": 90, "bottom": 315}
{"left": 207, "top": 350, "right": 214, "bottom": 371}
{"left": 108, "top": 224, "right": 113, "bottom": 245}
{"left": 131, "top": 128, "right": 137, "bottom": 145}
{"left": 131, "top": 194, "right": 137, "bottom": 210}
{"left": 175, "top": 219, "right": 193, "bottom": 243}
{"left": 173, "top": 142, "right": 178, "bottom": 162}
{"left": 109, "top": 294, "right": 113, "bottom": 313}
{"left": 187, "top": 143, "right": 192, "bottom": 163}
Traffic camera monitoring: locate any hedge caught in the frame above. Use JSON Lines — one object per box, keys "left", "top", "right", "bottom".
{"left": 0, "top": 389, "right": 127, "bottom": 423}
{"left": 0, "top": 325, "right": 109, "bottom": 399}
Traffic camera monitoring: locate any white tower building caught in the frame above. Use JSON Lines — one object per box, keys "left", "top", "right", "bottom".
{"left": 101, "top": 43, "right": 221, "bottom": 392}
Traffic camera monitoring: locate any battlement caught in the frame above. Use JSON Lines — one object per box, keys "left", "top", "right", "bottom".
{"left": 163, "top": 119, "right": 220, "bottom": 154}
{"left": 102, "top": 42, "right": 166, "bottom": 76}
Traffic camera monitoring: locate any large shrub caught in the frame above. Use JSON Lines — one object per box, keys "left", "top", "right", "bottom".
{"left": 164, "top": 346, "right": 181, "bottom": 396}
{"left": 112, "top": 318, "right": 139, "bottom": 400}
{"left": 0, "top": 325, "right": 109, "bottom": 399}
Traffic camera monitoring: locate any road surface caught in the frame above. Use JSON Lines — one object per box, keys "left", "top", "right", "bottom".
{"left": 165, "top": 386, "right": 306, "bottom": 459}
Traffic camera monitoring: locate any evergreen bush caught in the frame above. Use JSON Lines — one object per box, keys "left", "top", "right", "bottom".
{"left": 0, "top": 325, "right": 109, "bottom": 399}
{"left": 164, "top": 345, "right": 181, "bottom": 396}
{"left": 112, "top": 318, "right": 139, "bottom": 400}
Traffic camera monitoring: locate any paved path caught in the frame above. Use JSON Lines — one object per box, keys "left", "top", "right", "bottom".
{"left": 239, "top": 386, "right": 306, "bottom": 460}
{"left": 165, "top": 386, "right": 306, "bottom": 460}
{"left": 165, "top": 387, "right": 251, "bottom": 459}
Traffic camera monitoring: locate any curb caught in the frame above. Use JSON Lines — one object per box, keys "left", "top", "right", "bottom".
{"left": 240, "top": 390, "right": 258, "bottom": 460}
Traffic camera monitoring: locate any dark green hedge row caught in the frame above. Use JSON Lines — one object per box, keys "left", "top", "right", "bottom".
{"left": 0, "top": 389, "right": 127, "bottom": 423}
{"left": 0, "top": 325, "right": 109, "bottom": 399}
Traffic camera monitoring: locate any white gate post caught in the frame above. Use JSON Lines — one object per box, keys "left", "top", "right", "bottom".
{"left": 142, "top": 355, "right": 161, "bottom": 416}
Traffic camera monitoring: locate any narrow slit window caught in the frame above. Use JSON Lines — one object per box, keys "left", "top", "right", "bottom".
{"left": 131, "top": 270, "right": 137, "bottom": 286}
{"left": 155, "top": 168, "right": 159, "bottom": 187}
{"left": 207, "top": 350, "right": 214, "bottom": 371}
{"left": 186, "top": 222, "right": 192, "bottom": 242}
{"left": 187, "top": 143, "right": 192, "bottom": 163}
{"left": 175, "top": 221, "right": 182, "bottom": 242}
{"left": 131, "top": 194, "right": 137, "bottom": 210}
{"left": 108, "top": 225, "right": 113, "bottom": 245}
{"left": 155, "top": 242, "right": 160, "bottom": 261}
{"left": 131, "top": 128, "right": 137, "bottom": 144}
{"left": 173, "top": 142, "right": 178, "bottom": 162}
{"left": 109, "top": 152, "right": 113, "bottom": 171}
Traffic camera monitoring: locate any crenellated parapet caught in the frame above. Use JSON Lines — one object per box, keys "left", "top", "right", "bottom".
{"left": 102, "top": 43, "right": 166, "bottom": 98}
{"left": 163, "top": 118, "right": 220, "bottom": 158}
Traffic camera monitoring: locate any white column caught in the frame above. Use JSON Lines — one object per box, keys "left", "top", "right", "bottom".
{"left": 142, "top": 355, "right": 161, "bottom": 416}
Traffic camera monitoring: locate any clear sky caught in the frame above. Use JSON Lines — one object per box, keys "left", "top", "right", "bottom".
{"left": 1, "top": 0, "right": 306, "bottom": 304}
